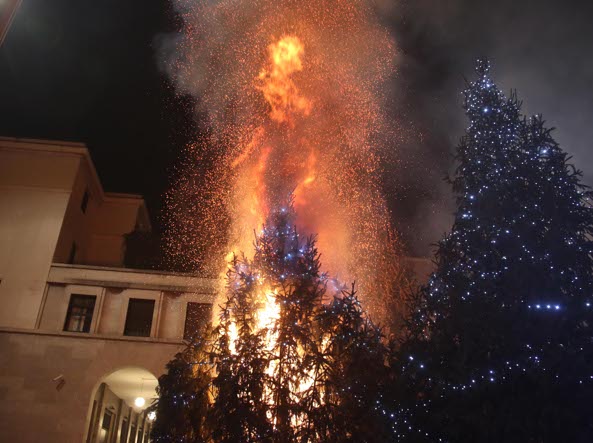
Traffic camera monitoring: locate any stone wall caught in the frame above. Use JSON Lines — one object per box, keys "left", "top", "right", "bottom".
{"left": 0, "top": 329, "right": 183, "bottom": 443}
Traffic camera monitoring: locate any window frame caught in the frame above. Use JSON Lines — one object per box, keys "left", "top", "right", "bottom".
{"left": 63, "top": 294, "right": 97, "bottom": 333}
{"left": 123, "top": 298, "right": 156, "bottom": 337}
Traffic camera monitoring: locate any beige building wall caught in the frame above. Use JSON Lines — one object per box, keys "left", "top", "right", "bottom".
{"left": 86, "top": 195, "right": 148, "bottom": 267}
{"left": 0, "top": 266, "right": 217, "bottom": 443}
{"left": 52, "top": 160, "right": 101, "bottom": 265}
{"left": 0, "top": 138, "right": 151, "bottom": 329}
{"left": 36, "top": 266, "right": 217, "bottom": 341}
{"left": 39, "top": 264, "right": 218, "bottom": 337}
{"left": 0, "top": 138, "right": 219, "bottom": 443}
{"left": 0, "top": 141, "right": 79, "bottom": 328}
{"left": 0, "top": 330, "right": 182, "bottom": 443}
{"left": 51, "top": 149, "right": 149, "bottom": 268}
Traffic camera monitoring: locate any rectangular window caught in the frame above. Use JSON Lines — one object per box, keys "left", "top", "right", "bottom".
{"left": 98, "top": 410, "right": 114, "bottom": 443}
{"left": 124, "top": 299, "right": 155, "bottom": 337}
{"left": 184, "top": 303, "right": 212, "bottom": 341}
{"left": 120, "top": 418, "right": 129, "bottom": 443}
{"left": 81, "top": 189, "right": 90, "bottom": 213}
{"left": 64, "top": 294, "right": 96, "bottom": 333}
{"left": 129, "top": 424, "right": 136, "bottom": 443}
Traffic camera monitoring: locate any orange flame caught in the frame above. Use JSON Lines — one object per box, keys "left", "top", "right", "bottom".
{"left": 258, "top": 36, "right": 312, "bottom": 125}
{"left": 226, "top": 285, "right": 320, "bottom": 415}
{"left": 166, "top": 1, "right": 403, "bottom": 326}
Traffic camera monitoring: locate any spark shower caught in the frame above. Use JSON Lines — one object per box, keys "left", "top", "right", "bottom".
{"left": 165, "top": 0, "right": 403, "bottom": 322}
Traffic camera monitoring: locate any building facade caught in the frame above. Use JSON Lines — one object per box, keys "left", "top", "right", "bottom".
{"left": 0, "top": 138, "right": 217, "bottom": 443}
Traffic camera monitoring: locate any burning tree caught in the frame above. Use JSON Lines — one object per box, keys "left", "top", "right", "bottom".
{"left": 209, "top": 254, "right": 272, "bottom": 442}
{"left": 316, "top": 286, "right": 392, "bottom": 442}
{"left": 392, "top": 60, "right": 593, "bottom": 442}
{"left": 153, "top": 202, "right": 392, "bottom": 443}
{"left": 164, "top": 1, "right": 404, "bottom": 327}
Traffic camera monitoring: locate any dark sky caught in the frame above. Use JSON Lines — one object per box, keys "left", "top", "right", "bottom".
{"left": 0, "top": 0, "right": 192, "bottom": 230}
{"left": 1, "top": 0, "right": 592, "bottom": 256}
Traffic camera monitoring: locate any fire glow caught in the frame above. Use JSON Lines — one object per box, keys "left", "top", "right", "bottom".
{"left": 257, "top": 36, "right": 312, "bottom": 125}
{"left": 165, "top": 0, "right": 404, "bottom": 324}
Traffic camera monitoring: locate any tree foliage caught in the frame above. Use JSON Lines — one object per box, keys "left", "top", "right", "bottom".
{"left": 152, "top": 60, "right": 593, "bottom": 443}
{"left": 152, "top": 203, "right": 390, "bottom": 442}
{"left": 151, "top": 335, "right": 213, "bottom": 443}
{"left": 392, "top": 60, "right": 593, "bottom": 442}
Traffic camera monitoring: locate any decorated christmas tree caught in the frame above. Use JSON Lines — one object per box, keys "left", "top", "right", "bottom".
{"left": 317, "top": 284, "right": 392, "bottom": 442}
{"left": 393, "top": 60, "right": 593, "bottom": 442}
{"left": 209, "top": 253, "right": 272, "bottom": 442}
{"left": 151, "top": 335, "right": 213, "bottom": 443}
{"left": 153, "top": 201, "right": 391, "bottom": 442}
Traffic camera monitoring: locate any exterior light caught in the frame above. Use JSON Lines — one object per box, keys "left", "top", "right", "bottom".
{"left": 148, "top": 411, "right": 156, "bottom": 421}
{"left": 135, "top": 397, "right": 146, "bottom": 408}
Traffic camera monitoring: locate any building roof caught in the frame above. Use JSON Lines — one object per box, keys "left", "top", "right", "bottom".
{"left": 0, "top": 136, "right": 152, "bottom": 230}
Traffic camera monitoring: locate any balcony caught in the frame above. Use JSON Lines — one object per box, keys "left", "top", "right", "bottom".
{"left": 32, "top": 263, "right": 219, "bottom": 342}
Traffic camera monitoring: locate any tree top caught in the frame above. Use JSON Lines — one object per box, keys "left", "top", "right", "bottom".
{"left": 475, "top": 57, "right": 491, "bottom": 76}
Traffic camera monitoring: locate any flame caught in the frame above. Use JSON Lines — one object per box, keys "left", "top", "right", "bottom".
{"left": 258, "top": 36, "right": 312, "bottom": 125}
{"left": 227, "top": 287, "right": 281, "bottom": 407}
{"left": 227, "top": 287, "right": 280, "bottom": 354}
{"left": 256, "top": 291, "right": 281, "bottom": 330}
{"left": 164, "top": 1, "right": 408, "bottom": 435}
{"left": 226, "top": 285, "right": 321, "bottom": 420}
{"left": 166, "top": 0, "right": 403, "bottom": 326}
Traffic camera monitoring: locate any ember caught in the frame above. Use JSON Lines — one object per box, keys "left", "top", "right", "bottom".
{"left": 165, "top": 0, "right": 405, "bottom": 324}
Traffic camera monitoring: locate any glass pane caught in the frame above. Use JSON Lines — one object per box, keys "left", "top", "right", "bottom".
{"left": 130, "top": 425, "right": 136, "bottom": 443}
{"left": 120, "top": 419, "right": 129, "bottom": 443}
{"left": 64, "top": 295, "right": 96, "bottom": 333}
{"left": 124, "top": 299, "right": 155, "bottom": 337}
{"left": 98, "top": 410, "right": 113, "bottom": 443}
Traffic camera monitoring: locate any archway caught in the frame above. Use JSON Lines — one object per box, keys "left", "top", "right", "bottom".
{"left": 85, "top": 367, "right": 159, "bottom": 443}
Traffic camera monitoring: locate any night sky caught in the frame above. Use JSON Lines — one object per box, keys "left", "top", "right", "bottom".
{"left": 1, "top": 0, "right": 592, "bottom": 256}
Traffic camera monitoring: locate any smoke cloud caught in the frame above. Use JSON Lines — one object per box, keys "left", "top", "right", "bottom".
{"left": 381, "top": 0, "right": 593, "bottom": 255}
{"left": 159, "top": 0, "right": 414, "bottom": 324}
{"left": 157, "top": 0, "right": 593, "bottom": 261}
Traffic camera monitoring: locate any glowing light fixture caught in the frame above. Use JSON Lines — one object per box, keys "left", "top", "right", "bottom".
{"left": 135, "top": 397, "right": 146, "bottom": 408}
{"left": 148, "top": 411, "right": 156, "bottom": 421}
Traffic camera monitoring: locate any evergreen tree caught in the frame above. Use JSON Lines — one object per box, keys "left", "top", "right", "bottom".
{"left": 208, "top": 255, "right": 273, "bottom": 442}
{"left": 393, "top": 60, "right": 593, "bottom": 442}
{"left": 318, "top": 284, "right": 391, "bottom": 442}
{"left": 151, "top": 336, "right": 213, "bottom": 443}
{"left": 154, "top": 200, "right": 391, "bottom": 442}
{"left": 252, "top": 205, "right": 327, "bottom": 442}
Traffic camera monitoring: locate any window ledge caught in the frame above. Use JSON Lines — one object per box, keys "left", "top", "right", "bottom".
{"left": 0, "top": 326, "right": 186, "bottom": 345}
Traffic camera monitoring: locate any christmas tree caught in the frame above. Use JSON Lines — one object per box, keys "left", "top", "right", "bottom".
{"left": 153, "top": 201, "right": 390, "bottom": 442}
{"left": 317, "top": 284, "right": 392, "bottom": 442}
{"left": 151, "top": 335, "right": 213, "bottom": 443}
{"left": 209, "top": 253, "right": 272, "bottom": 442}
{"left": 393, "top": 60, "right": 593, "bottom": 441}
